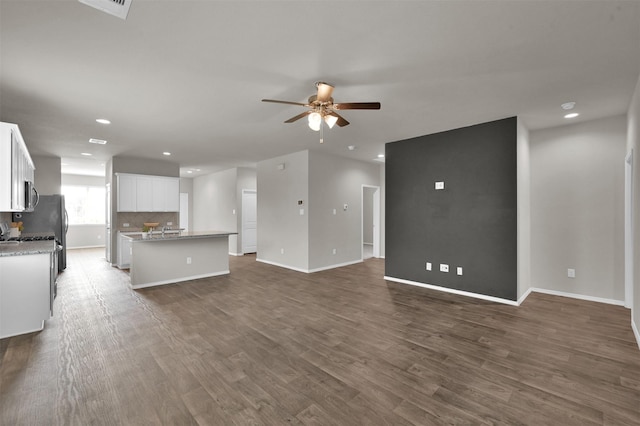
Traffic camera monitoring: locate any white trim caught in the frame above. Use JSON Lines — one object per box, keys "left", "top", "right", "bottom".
{"left": 131, "top": 271, "right": 229, "bottom": 289}
{"left": 0, "top": 321, "right": 44, "bottom": 339}
{"left": 530, "top": 287, "right": 625, "bottom": 306}
{"left": 229, "top": 252, "right": 243, "bottom": 256}
{"left": 632, "top": 318, "right": 640, "bottom": 351}
{"left": 308, "top": 259, "right": 362, "bottom": 273}
{"left": 67, "top": 245, "right": 105, "bottom": 250}
{"left": 256, "top": 258, "right": 309, "bottom": 273}
{"left": 518, "top": 287, "right": 533, "bottom": 305}
{"left": 383, "top": 276, "right": 520, "bottom": 306}
{"left": 625, "top": 149, "right": 634, "bottom": 309}
{"left": 256, "top": 257, "right": 362, "bottom": 274}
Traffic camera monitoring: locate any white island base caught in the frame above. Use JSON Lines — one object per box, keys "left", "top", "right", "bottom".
{"left": 128, "top": 232, "right": 234, "bottom": 289}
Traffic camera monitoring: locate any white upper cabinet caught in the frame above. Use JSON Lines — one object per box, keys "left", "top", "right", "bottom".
{"left": 116, "top": 173, "right": 180, "bottom": 212}
{"left": 0, "top": 122, "right": 35, "bottom": 212}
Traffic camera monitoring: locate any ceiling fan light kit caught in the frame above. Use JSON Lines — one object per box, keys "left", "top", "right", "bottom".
{"left": 262, "top": 82, "right": 381, "bottom": 141}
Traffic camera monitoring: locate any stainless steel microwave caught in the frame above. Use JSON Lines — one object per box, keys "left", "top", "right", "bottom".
{"left": 24, "top": 180, "right": 39, "bottom": 212}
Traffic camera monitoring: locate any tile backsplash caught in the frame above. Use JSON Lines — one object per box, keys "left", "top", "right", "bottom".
{"left": 117, "top": 212, "right": 178, "bottom": 230}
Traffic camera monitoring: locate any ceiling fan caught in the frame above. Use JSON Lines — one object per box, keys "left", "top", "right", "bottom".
{"left": 262, "top": 82, "right": 381, "bottom": 142}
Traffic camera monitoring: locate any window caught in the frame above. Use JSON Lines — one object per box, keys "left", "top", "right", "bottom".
{"left": 62, "top": 185, "right": 105, "bottom": 225}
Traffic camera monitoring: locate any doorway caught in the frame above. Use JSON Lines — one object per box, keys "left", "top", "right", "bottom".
{"left": 242, "top": 190, "right": 257, "bottom": 254}
{"left": 362, "top": 185, "right": 380, "bottom": 259}
{"left": 625, "top": 150, "right": 633, "bottom": 309}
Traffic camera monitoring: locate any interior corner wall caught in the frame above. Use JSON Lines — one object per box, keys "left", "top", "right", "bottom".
{"left": 517, "top": 118, "right": 531, "bottom": 300}
{"left": 193, "top": 168, "right": 239, "bottom": 253}
{"left": 307, "top": 151, "right": 380, "bottom": 271}
{"left": 530, "top": 115, "right": 627, "bottom": 303}
{"left": 386, "top": 117, "right": 518, "bottom": 301}
{"left": 32, "top": 155, "right": 61, "bottom": 195}
{"left": 627, "top": 74, "right": 640, "bottom": 346}
{"left": 257, "top": 150, "right": 309, "bottom": 271}
{"left": 235, "top": 167, "right": 257, "bottom": 255}
{"left": 179, "top": 177, "right": 193, "bottom": 232}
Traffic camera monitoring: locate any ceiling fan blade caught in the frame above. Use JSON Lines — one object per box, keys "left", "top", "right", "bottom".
{"left": 333, "top": 102, "right": 381, "bottom": 110}
{"left": 262, "top": 99, "right": 308, "bottom": 107}
{"left": 328, "top": 111, "right": 350, "bottom": 127}
{"left": 316, "top": 82, "right": 334, "bottom": 102}
{"left": 284, "top": 110, "right": 312, "bottom": 123}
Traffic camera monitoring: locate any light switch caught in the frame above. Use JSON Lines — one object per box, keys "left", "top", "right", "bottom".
{"left": 568, "top": 268, "right": 576, "bottom": 278}
{"left": 426, "top": 262, "right": 432, "bottom": 271}
{"left": 333, "top": 209, "right": 337, "bottom": 215}
{"left": 343, "top": 204, "right": 348, "bottom": 211}
{"left": 435, "top": 181, "right": 445, "bottom": 190}
{"left": 299, "top": 208, "right": 304, "bottom": 215}
{"left": 457, "top": 267, "right": 463, "bottom": 276}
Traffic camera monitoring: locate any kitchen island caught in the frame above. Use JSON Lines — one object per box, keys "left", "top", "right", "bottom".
{"left": 123, "top": 231, "right": 236, "bottom": 289}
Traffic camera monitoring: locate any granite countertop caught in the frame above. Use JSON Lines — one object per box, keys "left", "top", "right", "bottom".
{"left": 0, "top": 240, "right": 58, "bottom": 257}
{"left": 124, "top": 230, "right": 237, "bottom": 243}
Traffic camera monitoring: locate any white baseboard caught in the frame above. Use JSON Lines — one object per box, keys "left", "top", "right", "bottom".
{"left": 131, "top": 270, "right": 230, "bottom": 289}
{"left": 529, "top": 287, "right": 625, "bottom": 306}
{"left": 229, "top": 252, "right": 243, "bottom": 256}
{"left": 383, "top": 276, "right": 519, "bottom": 306}
{"left": 68, "top": 245, "right": 105, "bottom": 250}
{"left": 517, "top": 287, "right": 533, "bottom": 305}
{"left": 631, "top": 317, "right": 640, "bottom": 351}
{"left": 256, "top": 257, "right": 363, "bottom": 274}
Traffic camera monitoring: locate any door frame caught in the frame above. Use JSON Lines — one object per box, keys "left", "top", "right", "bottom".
{"left": 361, "top": 185, "right": 380, "bottom": 259}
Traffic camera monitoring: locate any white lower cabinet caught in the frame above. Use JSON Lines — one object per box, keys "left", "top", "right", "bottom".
{"left": 117, "top": 232, "right": 134, "bottom": 269}
{"left": 0, "top": 253, "right": 51, "bottom": 339}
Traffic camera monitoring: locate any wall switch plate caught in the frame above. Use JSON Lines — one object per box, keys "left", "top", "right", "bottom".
{"left": 426, "top": 262, "right": 432, "bottom": 271}
{"left": 568, "top": 268, "right": 576, "bottom": 278}
{"left": 343, "top": 204, "right": 348, "bottom": 211}
{"left": 186, "top": 257, "right": 192, "bottom": 264}
{"left": 232, "top": 209, "right": 236, "bottom": 215}
{"left": 167, "top": 222, "right": 172, "bottom": 226}
{"left": 333, "top": 209, "right": 337, "bottom": 215}
{"left": 123, "top": 223, "right": 129, "bottom": 227}
{"left": 280, "top": 248, "right": 285, "bottom": 254}
{"left": 440, "top": 264, "right": 449, "bottom": 273}
{"left": 435, "top": 181, "right": 445, "bottom": 190}
{"left": 299, "top": 208, "right": 304, "bottom": 215}
{"left": 457, "top": 267, "right": 463, "bottom": 275}
{"left": 332, "top": 248, "right": 337, "bottom": 255}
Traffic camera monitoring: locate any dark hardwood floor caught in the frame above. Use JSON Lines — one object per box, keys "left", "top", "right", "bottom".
{"left": 1, "top": 248, "right": 639, "bottom": 425}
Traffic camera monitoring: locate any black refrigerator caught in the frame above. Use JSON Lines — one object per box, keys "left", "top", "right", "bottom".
{"left": 13, "top": 194, "right": 68, "bottom": 271}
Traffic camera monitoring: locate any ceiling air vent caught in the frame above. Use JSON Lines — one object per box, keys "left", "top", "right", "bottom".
{"left": 78, "top": 0, "right": 132, "bottom": 20}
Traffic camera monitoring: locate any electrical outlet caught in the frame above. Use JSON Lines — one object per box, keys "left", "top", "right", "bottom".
{"left": 280, "top": 248, "right": 285, "bottom": 254}
{"left": 332, "top": 248, "right": 337, "bottom": 255}
{"left": 457, "top": 266, "right": 463, "bottom": 275}
{"left": 186, "top": 257, "right": 192, "bottom": 265}
{"left": 426, "top": 262, "right": 432, "bottom": 271}
{"left": 440, "top": 264, "right": 449, "bottom": 273}
{"left": 123, "top": 223, "right": 130, "bottom": 227}
{"left": 435, "top": 181, "right": 445, "bottom": 190}
{"left": 568, "top": 268, "right": 576, "bottom": 278}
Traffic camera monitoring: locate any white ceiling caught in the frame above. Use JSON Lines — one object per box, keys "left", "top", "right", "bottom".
{"left": 1, "top": 1, "right": 639, "bottom": 177}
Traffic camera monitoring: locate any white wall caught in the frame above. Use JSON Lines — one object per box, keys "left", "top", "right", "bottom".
{"left": 530, "top": 115, "right": 627, "bottom": 303}
{"left": 627, "top": 74, "right": 640, "bottom": 346}
{"left": 193, "top": 168, "right": 239, "bottom": 253}
{"left": 363, "top": 187, "right": 374, "bottom": 244}
{"left": 179, "top": 177, "right": 193, "bottom": 232}
{"left": 308, "top": 151, "right": 380, "bottom": 270}
{"left": 517, "top": 118, "right": 531, "bottom": 300}
{"left": 257, "top": 150, "right": 309, "bottom": 271}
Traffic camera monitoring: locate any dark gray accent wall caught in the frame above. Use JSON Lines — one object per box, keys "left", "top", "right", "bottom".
{"left": 385, "top": 117, "right": 518, "bottom": 300}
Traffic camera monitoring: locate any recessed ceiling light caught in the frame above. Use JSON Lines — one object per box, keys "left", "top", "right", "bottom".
{"left": 348, "top": 145, "right": 356, "bottom": 151}
{"left": 187, "top": 170, "right": 193, "bottom": 174}
{"left": 81, "top": 152, "right": 92, "bottom": 156}
{"left": 96, "top": 118, "right": 111, "bottom": 124}
{"left": 561, "top": 102, "right": 576, "bottom": 110}
{"left": 163, "top": 152, "right": 171, "bottom": 156}
{"left": 564, "top": 112, "right": 579, "bottom": 119}
{"left": 89, "top": 138, "right": 107, "bottom": 144}
{"left": 378, "top": 154, "right": 385, "bottom": 158}
{"left": 195, "top": 168, "right": 201, "bottom": 172}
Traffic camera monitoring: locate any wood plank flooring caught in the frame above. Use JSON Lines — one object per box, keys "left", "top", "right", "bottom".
{"left": 1, "top": 248, "right": 639, "bottom": 425}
